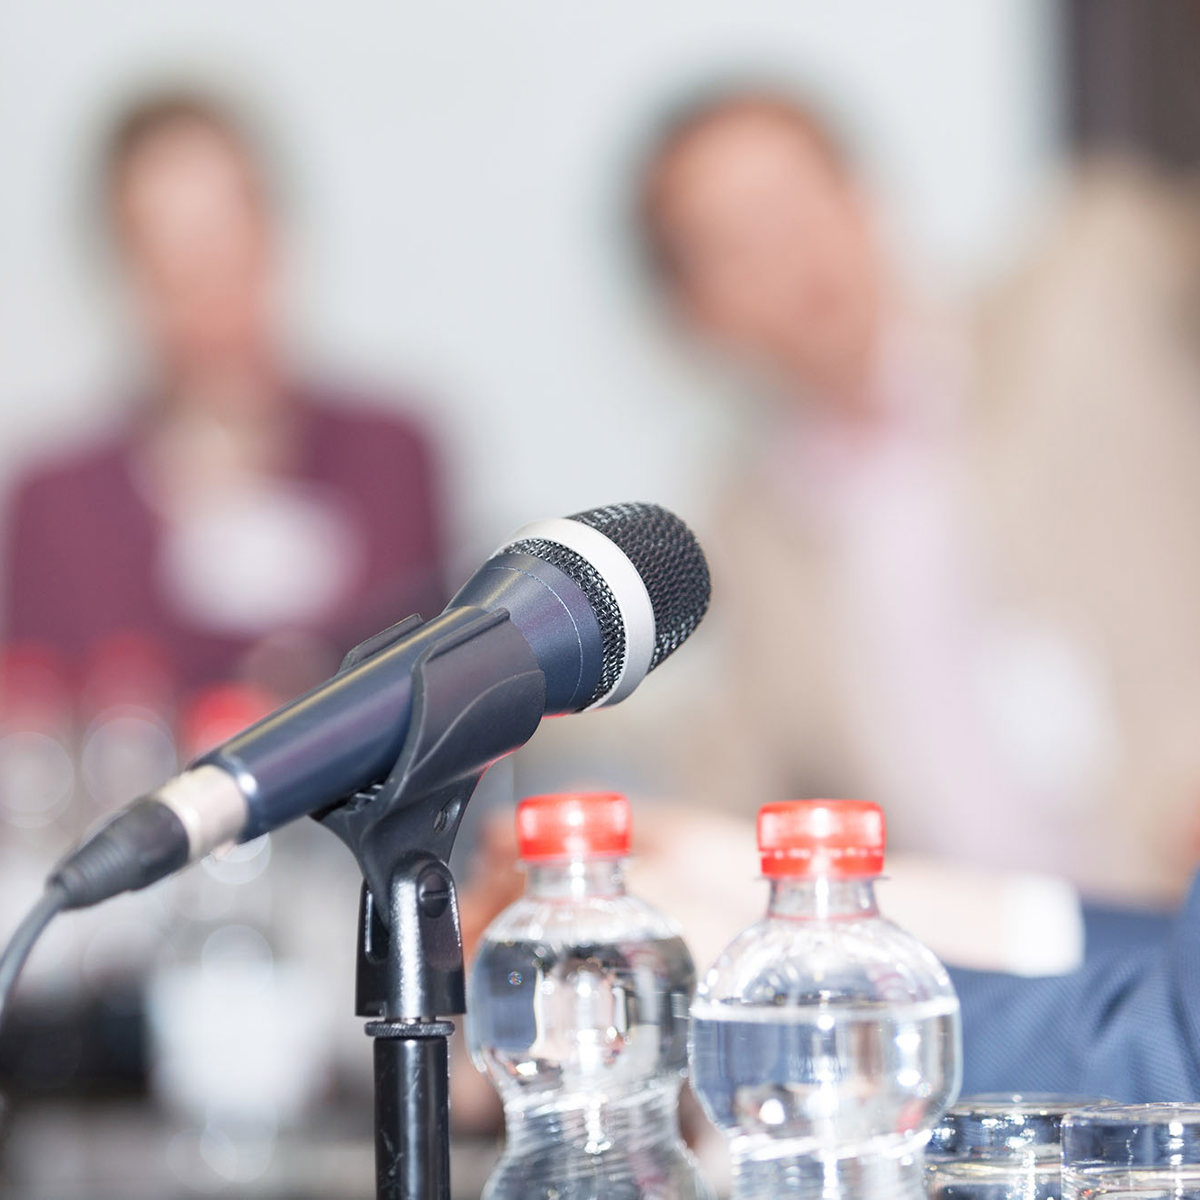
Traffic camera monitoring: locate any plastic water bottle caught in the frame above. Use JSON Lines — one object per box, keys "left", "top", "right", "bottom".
{"left": 689, "top": 799, "right": 962, "bottom": 1200}
{"left": 467, "top": 791, "right": 713, "bottom": 1200}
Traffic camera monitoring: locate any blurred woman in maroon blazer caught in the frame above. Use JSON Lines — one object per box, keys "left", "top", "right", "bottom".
{"left": 1, "top": 92, "right": 446, "bottom": 700}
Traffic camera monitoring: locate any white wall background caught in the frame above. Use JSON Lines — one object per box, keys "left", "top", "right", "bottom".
{"left": 0, "top": 0, "right": 1061, "bottom": 566}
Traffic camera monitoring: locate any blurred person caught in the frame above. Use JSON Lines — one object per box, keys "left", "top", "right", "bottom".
{"left": 491, "top": 84, "right": 1200, "bottom": 970}
{"left": 436, "top": 84, "right": 1200, "bottom": 1129}
{"left": 452, "top": 85, "right": 1200, "bottom": 1129}
{"left": 1, "top": 90, "right": 446, "bottom": 703}
{"left": 0, "top": 90, "right": 453, "bottom": 1130}
{"left": 593, "top": 85, "right": 1200, "bottom": 906}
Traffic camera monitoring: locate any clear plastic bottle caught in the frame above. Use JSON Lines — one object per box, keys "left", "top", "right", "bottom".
{"left": 467, "top": 791, "right": 713, "bottom": 1200}
{"left": 689, "top": 799, "right": 962, "bottom": 1200}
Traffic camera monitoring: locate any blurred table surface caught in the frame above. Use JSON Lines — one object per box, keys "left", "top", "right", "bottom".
{"left": 0, "top": 1100, "right": 500, "bottom": 1200}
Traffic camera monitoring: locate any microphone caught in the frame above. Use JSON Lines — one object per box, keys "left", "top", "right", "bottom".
{"left": 48, "top": 502, "right": 711, "bottom": 910}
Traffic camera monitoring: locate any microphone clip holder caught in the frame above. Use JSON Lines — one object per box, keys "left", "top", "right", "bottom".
{"left": 316, "top": 607, "right": 546, "bottom": 1200}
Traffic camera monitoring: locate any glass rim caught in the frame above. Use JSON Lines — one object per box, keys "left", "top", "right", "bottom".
{"left": 952, "top": 1094, "right": 1112, "bottom": 1117}
{"left": 930, "top": 1094, "right": 1112, "bottom": 1159}
{"left": 1063, "top": 1103, "right": 1200, "bottom": 1127}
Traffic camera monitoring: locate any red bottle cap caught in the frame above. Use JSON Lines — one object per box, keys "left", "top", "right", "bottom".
{"left": 516, "top": 792, "right": 632, "bottom": 861}
{"left": 757, "top": 799, "right": 886, "bottom": 878}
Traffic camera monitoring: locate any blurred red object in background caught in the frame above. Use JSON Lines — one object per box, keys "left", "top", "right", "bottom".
{"left": 79, "top": 633, "right": 175, "bottom": 720}
{"left": 0, "top": 642, "right": 72, "bottom": 734}
{"left": 181, "top": 682, "right": 276, "bottom": 760}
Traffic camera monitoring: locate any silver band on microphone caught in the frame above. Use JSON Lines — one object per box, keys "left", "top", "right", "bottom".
{"left": 154, "top": 765, "right": 249, "bottom": 862}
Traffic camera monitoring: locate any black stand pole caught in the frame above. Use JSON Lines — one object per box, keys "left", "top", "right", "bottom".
{"left": 315, "top": 610, "right": 547, "bottom": 1200}
{"left": 371, "top": 1024, "right": 454, "bottom": 1198}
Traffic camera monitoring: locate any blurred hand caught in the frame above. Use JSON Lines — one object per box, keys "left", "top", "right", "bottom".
{"left": 451, "top": 812, "right": 523, "bottom": 1136}
{"left": 458, "top": 811, "right": 525, "bottom": 963}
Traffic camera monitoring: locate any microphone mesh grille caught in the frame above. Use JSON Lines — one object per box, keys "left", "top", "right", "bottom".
{"left": 569, "top": 502, "right": 711, "bottom": 672}
{"left": 507, "top": 502, "right": 710, "bottom": 707}
{"left": 501, "top": 538, "right": 627, "bottom": 705}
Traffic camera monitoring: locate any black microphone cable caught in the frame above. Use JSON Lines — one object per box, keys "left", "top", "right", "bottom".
{"left": 0, "top": 797, "right": 188, "bottom": 1029}
{"left": 0, "top": 882, "right": 69, "bottom": 1029}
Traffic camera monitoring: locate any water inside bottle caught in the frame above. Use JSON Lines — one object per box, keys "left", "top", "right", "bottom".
{"left": 690, "top": 995, "right": 960, "bottom": 1155}
{"left": 471, "top": 933, "right": 693, "bottom": 1106}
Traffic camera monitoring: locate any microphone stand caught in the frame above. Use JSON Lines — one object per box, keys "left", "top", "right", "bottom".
{"left": 315, "top": 609, "right": 546, "bottom": 1200}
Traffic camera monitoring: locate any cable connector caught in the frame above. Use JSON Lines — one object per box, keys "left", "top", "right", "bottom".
{"left": 49, "top": 799, "right": 190, "bottom": 910}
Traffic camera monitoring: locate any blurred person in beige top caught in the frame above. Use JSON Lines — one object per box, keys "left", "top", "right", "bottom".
{"left": 511, "top": 87, "right": 1200, "bottom": 915}
{"left": 632, "top": 87, "right": 1200, "bottom": 906}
